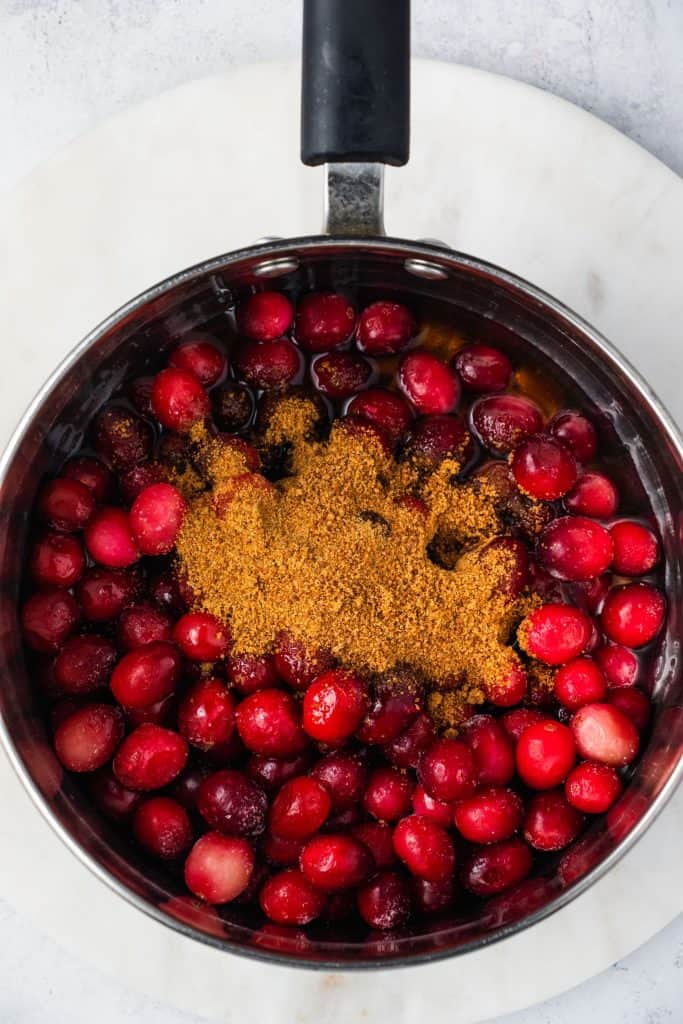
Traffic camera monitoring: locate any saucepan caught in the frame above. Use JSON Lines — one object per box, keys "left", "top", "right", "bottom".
{"left": 0, "top": 0, "right": 680, "bottom": 967}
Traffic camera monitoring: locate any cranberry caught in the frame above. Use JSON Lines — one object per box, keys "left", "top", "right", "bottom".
{"left": 382, "top": 714, "right": 436, "bottom": 769}
{"left": 169, "top": 336, "right": 226, "bottom": 387}
{"left": 171, "top": 765, "right": 211, "bottom": 811}
{"left": 197, "top": 769, "right": 267, "bottom": 837}
{"left": 336, "top": 414, "right": 392, "bottom": 454}
{"left": 128, "top": 376, "right": 155, "bottom": 415}
{"left": 500, "top": 707, "right": 547, "bottom": 743}
{"left": 118, "top": 462, "right": 166, "bottom": 503}
{"left": 405, "top": 413, "right": 471, "bottom": 464}
{"left": 126, "top": 692, "right": 177, "bottom": 728}
{"left": 184, "top": 832, "right": 254, "bottom": 903}
{"left": 455, "top": 788, "right": 523, "bottom": 846}
{"left": 453, "top": 344, "right": 512, "bottom": 393}
{"left": 38, "top": 477, "right": 95, "bottom": 532}
{"left": 223, "top": 655, "right": 275, "bottom": 697}
{"left": 30, "top": 532, "right": 85, "bottom": 588}
{"left": 398, "top": 351, "right": 460, "bottom": 415}
{"left": 460, "top": 715, "right": 515, "bottom": 786}
{"left": 116, "top": 603, "right": 171, "bottom": 651}
{"left": 302, "top": 669, "right": 368, "bottom": 744}
{"left": 212, "top": 382, "right": 255, "bottom": 432}
{"left": 595, "top": 644, "right": 639, "bottom": 688}
{"left": 356, "top": 301, "right": 415, "bottom": 356}
{"left": 610, "top": 521, "right": 659, "bottom": 576}
{"left": 235, "top": 338, "right": 302, "bottom": 390}
{"left": 262, "top": 832, "right": 304, "bottom": 866}
{"left": 295, "top": 292, "right": 355, "bottom": 351}
{"left": 85, "top": 507, "right": 139, "bottom": 568}
{"left": 133, "top": 795, "right": 193, "bottom": 858}
{"left": 272, "top": 634, "right": 334, "bottom": 690}
{"left": 151, "top": 368, "right": 210, "bottom": 432}
{"left": 93, "top": 407, "right": 153, "bottom": 470}
{"left": 129, "top": 483, "right": 187, "bottom": 556}
{"left": 312, "top": 351, "right": 373, "bottom": 399}
{"left": 351, "top": 822, "right": 396, "bottom": 868}
{"left": 324, "top": 805, "right": 364, "bottom": 831}
{"left": 571, "top": 702, "right": 640, "bottom": 766}
{"left": 113, "top": 723, "right": 188, "bottom": 790}
{"left": 412, "top": 875, "right": 457, "bottom": 915}
{"left": 601, "top": 583, "right": 665, "bottom": 647}
{"left": 53, "top": 703, "right": 123, "bottom": 772}
{"left": 260, "top": 868, "right": 326, "bottom": 925}
{"left": 570, "top": 574, "right": 610, "bottom": 615}
{"left": 238, "top": 291, "right": 294, "bottom": 341}
{"left": 147, "top": 572, "right": 186, "bottom": 618}
{"left": 539, "top": 516, "right": 613, "bottom": 581}
{"left": 411, "top": 783, "right": 453, "bottom": 826}
{"left": 53, "top": 634, "right": 117, "bottom": 695}
{"left": 471, "top": 394, "right": 544, "bottom": 454}
{"left": 269, "top": 777, "right": 332, "bottom": 840}
{"left": 357, "top": 870, "right": 411, "bottom": 930}
{"left": 357, "top": 687, "right": 420, "bottom": 745}
{"left": 557, "top": 833, "right": 607, "bottom": 887}
{"left": 310, "top": 751, "right": 367, "bottom": 811}
{"left": 516, "top": 720, "right": 576, "bottom": 789}
{"left": 363, "top": 766, "right": 414, "bottom": 822}
{"left": 511, "top": 435, "right": 577, "bottom": 501}
{"left": 554, "top": 657, "right": 607, "bottom": 710}
{"left": 89, "top": 766, "right": 141, "bottom": 821}
{"left": 486, "top": 655, "right": 528, "bottom": 708}
{"left": 300, "top": 833, "right": 374, "bottom": 890}
{"left": 235, "top": 689, "right": 307, "bottom": 758}
{"left": 393, "top": 815, "right": 455, "bottom": 882}
{"left": 523, "top": 790, "right": 583, "bottom": 852}
{"left": 21, "top": 588, "right": 79, "bottom": 653}
{"left": 607, "top": 687, "right": 651, "bottom": 732}
{"left": 63, "top": 456, "right": 112, "bottom": 503}
{"left": 564, "top": 472, "right": 618, "bottom": 519}
{"left": 110, "top": 641, "right": 180, "bottom": 709}
{"left": 78, "top": 567, "right": 141, "bottom": 622}
{"left": 518, "top": 603, "right": 592, "bottom": 665}
{"left": 549, "top": 410, "right": 597, "bottom": 463}
{"left": 461, "top": 838, "right": 533, "bottom": 896}
{"left": 178, "top": 678, "right": 235, "bottom": 750}
{"left": 245, "top": 751, "right": 311, "bottom": 794}
{"left": 173, "top": 612, "right": 232, "bottom": 661}
{"left": 565, "top": 761, "right": 623, "bottom": 813}
{"left": 346, "top": 388, "right": 413, "bottom": 446}
{"left": 480, "top": 536, "right": 530, "bottom": 600}
{"left": 418, "top": 738, "right": 477, "bottom": 802}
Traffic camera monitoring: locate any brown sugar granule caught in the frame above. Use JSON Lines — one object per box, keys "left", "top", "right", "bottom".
{"left": 176, "top": 397, "right": 528, "bottom": 708}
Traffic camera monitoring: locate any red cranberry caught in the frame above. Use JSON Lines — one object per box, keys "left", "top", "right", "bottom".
{"left": 358, "top": 687, "right": 420, "bottom": 745}
{"left": 147, "top": 571, "right": 187, "bottom": 618}
{"left": 516, "top": 720, "right": 576, "bottom": 789}
{"left": 351, "top": 822, "right": 396, "bottom": 868}
{"left": 151, "top": 368, "right": 210, "bottom": 432}
{"left": 246, "top": 751, "right": 311, "bottom": 794}
{"left": 460, "top": 715, "right": 515, "bottom": 786}
{"left": 269, "top": 777, "right": 332, "bottom": 840}
{"left": 382, "top": 713, "right": 436, "bottom": 769}
{"left": 570, "top": 574, "right": 610, "bottom": 616}
{"left": 453, "top": 343, "right": 512, "bottom": 393}
{"left": 295, "top": 292, "right": 355, "bottom": 352}
{"left": 500, "top": 707, "right": 547, "bottom": 743}
{"left": 393, "top": 815, "right": 455, "bottom": 882}
{"left": 511, "top": 435, "right": 577, "bottom": 501}
{"left": 480, "top": 536, "right": 530, "bottom": 601}
{"left": 129, "top": 483, "right": 187, "bottom": 556}
{"left": 398, "top": 351, "right": 461, "bottom": 415}
{"left": 53, "top": 703, "right": 123, "bottom": 772}
{"left": 356, "top": 301, "right": 415, "bottom": 356}
{"left": 197, "top": 769, "right": 267, "bottom": 836}
{"left": 300, "top": 833, "right": 374, "bottom": 890}
{"left": 212, "top": 382, "right": 255, "bottom": 432}
{"left": 238, "top": 291, "right": 294, "bottom": 341}
{"left": 471, "top": 394, "right": 544, "bottom": 454}
{"left": 549, "top": 410, "right": 597, "bottom": 463}
{"left": 607, "top": 687, "right": 651, "bottom": 732}
{"left": 53, "top": 634, "right": 117, "bottom": 694}
{"left": 31, "top": 532, "right": 85, "bottom": 588}
{"left": 226, "top": 653, "right": 278, "bottom": 695}
{"left": 178, "top": 678, "right": 235, "bottom": 750}
{"left": 302, "top": 669, "right": 368, "bottom": 744}
{"left": 411, "top": 783, "right": 453, "bottom": 826}
{"left": 595, "top": 644, "right": 639, "bottom": 688}
{"left": 363, "top": 766, "right": 414, "bottom": 822}
{"left": 523, "top": 790, "right": 584, "bottom": 851}
{"left": 311, "top": 351, "right": 373, "bottom": 398}
{"left": 262, "top": 832, "right": 304, "bottom": 866}
{"left": 610, "top": 521, "right": 659, "bottom": 576}
{"left": 117, "top": 603, "right": 171, "bottom": 651}
{"left": 323, "top": 805, "right": 364, "bottom": 831}
{"left": 412, "top": 875, "right": 457, "bottom": 915}
{"left": 554, "top": 657, "right": 607, "bottom": 710}
{"left": 418, "top": 738, "right": 477, "bottom": 802}
{"left": 85, "top": 507, "right": 139, "bottom": 568}
{"left": 133, "top": 795, "right": 193, "bottom": 858}
{"left": 110, "top": 641, "right": 180, "bottom": 709}
{"left": 184, "top": 832, "right": 254, "bottom": 903}
{"left": 78, "top": 567, "right": 141, "bottom": 622}
{"left": 565, "top": 761, "right": 623, "bottom": 813}
{"left": 346, "top": 388, "right": 413, "bottom": 445}
{"left": 169, "top": 336, "right": 226, "bottom": 387}
{"left": 173, "top": 612, "right": 232, "bottom": 661}
{"left": 235, "top": 338, "right": 302, "bottom": 390}
{"left": 557, "top": 832, "right": 607, "bottom": 887}
{"left": 486, "top": 655, "right": 528, "bottom": 708}
{"left": 113, "top": 723, "right": 188, "bottom": 790}
{"left": 272, "top": 634, "right": 334, "bottom": 690}
{"left": 38, "top": 477, "right": 95, "bottom": 532}
{"left": 335, "top": 413, "right": 393, "bottom": 454}
{"left": 564, "top": 472, "right": 618, "bottom": 519}
{"left": 93, "top": 407, "right": 153, "bottom": 470}
{"left": 125, "top": 691, "right": 177, "bottom": 728}
{"left": 454, "top": 787, "right": 523, "bottom": 846}
{"left": 539, "top": 516, "right": 613, "bottom": 581}
{"left": 571, "top": 702, "right": 640, "bottom": 766}
{"left": 405, "top": 413, "right": 471, "bottom": 464}
{"left": 89, "top": 766, "right": 141, "bottom": 821}
{"left": 601, "top": 583, "right": 665, "bottom": 647}
{"left": 518, "top": 603, "right": 592, "bottom": 665}
{"left": 310, "top": 751, "right": 367, "bottom": 811}
{"left": 21, "top": 588, "right": 79, "bottom": 653}
{"left": 461, "top": 838, "right": 533, "bottom": 896}
{"left": 235, "top": 689, "right": 307, "bottom": 758}
{"left": 63, "top": 456, "right": 112, "bottom": 503}
{"left": 118, "top": 462, "right": 168, "bottom": 503}
{"left": 357, "top": 870, "right": 411, "bottom": 930}
{"left": 260, "top": 868, "right": 326, "bottom": 925}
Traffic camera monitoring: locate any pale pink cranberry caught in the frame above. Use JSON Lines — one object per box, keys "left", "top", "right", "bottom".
{"left": 471, "top": 394, "right": 543, "bottom": 454}
{"left": 515, "top": 720, "right": 576, "bottom": 788}
{"left": 237, "top": 291, "right": 294, "bottom": 341}
{"left": 169, "top": 336, "right": 227, "bottom": 387}
{"left": 411, "top": 783, "right": 453, "bottom": 826}
{"left": 78, "top": 566, "right": 142, "bottom": 622}
{"left": 21, "top": 588, "right": 79, "bottom": 653}
{"left": 85, "top": 507, "right": 139, "bottom": 568}
{"left": 311, "top": 351, "right": 373, "bottom": 398}
{"left": 246, "top": 751, "right": 313, "bottom": 794}
{"left": 358, "top": 684, "right": 420, "bottom": 744}
{"left": 235, "top": 338, "right": 302, "bottom": 389}
{"left": 129, "top": 483, "right": 187, "bottom": 556}
{"left": 351, "top": 822, "right": 396, "bottom": 868}
{"left": 110, "top": 641, "right": 180, "bottom": 709}
{"left": 595, "top": 644, "right": 639, "bottom": 688}
{"left": 357, "top": 870, "right": 411, "bottom": 930}
{"left": 346, "top": 388, "right": 413, "bottom": 445}
{"left": 412, "top": 875, "right": 458, "bottom": 915}
{"left": 570, "top": 702, "right": 640, "bottom": 766}
{"left": 523, "top": 790, "right": 584, "bottom": 851}
{"left": 607, "top": 687, "right": 651, "bottom": 731}
{"left": 518, "top": 603, "right": 593, "bottom": 665}
{"left": 184, "top": 832, "right": 254, "bottom": 903}
{"left": 89, "top": 766, "right": 141, "bottom": 821}
{"left": 151, "top": 368, "right": 210, "bottom": 432}
{"left": 269, "top": 777, "right": 332, "bottom": 840}
{"left": 226, "top": 653, "right": 278, "bottom": 695}
{"left": 418, "top": 737, "right": 477, "bottom": 802}
{"left": 54, "top": 703, "right": 124, "bottom": 772}
{"left": 133, "top": 795, "right": 193, "bottom": 858}
{"left": 295, "top": 292, "right": 355, "bottom": 352}
{"left": 454, "top": 787, "right": 523, "bottom": 845}
{"left": 260, "top": 868, "right": 326, "bottom": 924}
{"left": 453, "top": 343, "right": 512, "bottom": 392}
{"left": 461, "top": 838, "right": 533, "bottom": 896}
{"left": 405, "top": 413, "right": 472, "bottom": 464}
{"left": 486, "top": 654, "right": 528, "bottom": 708}
{"left": 500, "top": 707, "right": 547, "bottom": 743}
{"left": 565, "top": 761, "right": 623, "bottom": 813}
{"left": 113, "top": 723, "right": 188, "bottom": 789}
{"left": 53, "top": 634, "right": 117, "bottom": 694}
{"left": 117, "top": 602, "right": 172, "bottom": 650}
{"left": 610, "top": 521, "right": 659, "bottom": 576}
{"left": 63, "top": 456, "right": 113, "bottom": 503}
{"left": 38, "top": 477, "right": 95, "bottom": 532}
{"left": 511, "top": 435, "right": 578, "bottom": 501}
{"left": 302, "top": 669, "right": 368, "bottom": 744}
{"left": 539, "top": 516, "right": 613, "bottom": 581}
{"left": 235, "top": 689, "right": 308, "bottom": 758}
{"left": 382, "top": 713, "right": 436, "bottom": 769}
{"left": 398, "top": 351, "right": 461, "bottom": 415}
{"left": 549, "top": 409, "right": 597, "bottom": 463}
{"left": 310, "top": 751, "right": 367, "bottom": 811}
{"left": 178, "top": 678, "right": 235, "bottom": 750}
{"left": 272, "top": 633, "right": 334, "bottom": 690}
{"left": 93, "top": 407, "right": 153, "bottom": 470}
{"left": 197, "top": 769, "right": 267, "bottom": 837}
{"left": 564, "top": 472, "right": 618, "bottom": 519}
{"left": 600, "top": 583, "right": 665, "bottom": 647}
{"left": 363, "top": 766, "right": 414, "bottom": 821}
{"left": 392, "top": 815, "right": 455, "bottom": 882}
{"left": 31, "top": 532, "right": 85, "bottom": 588}
{"left": 460, "top": 715, "right": 515, "bottom": 786}
{"left": 356, "top": 301, "right": 415, "bottom": 356}
{"left": 300, "top": 833, "right": 374, "bottom": 890}
{"left": 173, "top": 611, "right": 232, "bottom": 661}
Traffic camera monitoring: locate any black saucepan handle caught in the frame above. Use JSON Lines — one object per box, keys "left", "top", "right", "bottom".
{"left": 301, "top": 0, "right": 410, "bottom": 167}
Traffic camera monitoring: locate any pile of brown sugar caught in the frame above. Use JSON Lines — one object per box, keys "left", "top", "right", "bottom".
{"left": 175, "top": 397, "right": 532, "bottom": 713}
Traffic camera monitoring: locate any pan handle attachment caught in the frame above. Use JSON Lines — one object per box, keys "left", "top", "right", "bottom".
{"left": 301, "top": 0, "right": 410, "bottom": 235}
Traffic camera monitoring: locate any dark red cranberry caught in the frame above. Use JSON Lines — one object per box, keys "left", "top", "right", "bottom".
{"left": 300, "top": 833, "right": 373, "bottom": 890}
{"left": 151, "top": 368, "right": 210, "bottom": 433}
{"left": 157, "top": 433, "right": 192, "bottom": 472}
{"left": 128, "top": 375, "right": 155, "bottom": 415}
{"left": 269, "top": 776, "right": 332, "bottom": 840}
{"left": 171, "top": 764, "right": 211, "bottom": 811}
{"left": 346, "top": 388, "right": 413, "bottom": 445}
{"left": 484, "top": 877, "right": 554, "bottom": 926}
{"left": 93, "top": 406, "right": 153, "bottom": 470}
{"left": 549, "top": 410, "right": 597, "bottom": 462}
{"left": 382, "top": 713, "right": 436, "bottom": 770}
{"left": 511, "top": 435, "right": 577, "bottom": 501}
{"left": 565, "top": 761, "right": 623, "bottom": 813}
{"left": 523, "top": 790, "right": 584, "bottom": 851}
{"left": 571, "top": 702, "right": 640, "bottom": 766}
{"left": 471, "top": 394, "right": 543, "bottom": 454}
{"left": 554, "top": 657, "right": 606, "bottom": 710}
{"left": 357, "top": 685, "right": 420, "bottom": 745}
{"left": 85, "top": 507, "right": 139, "bottom": 568}
{"left": 405, "top": 413, "right": 471, "bottom": 464}
{"left": 500, "top": 707, "right": 547, "bottom": 743}
{"left": 516, "top": 720, "right": 576, "bottom": 789}
{"left": 295, "top": 292, "right": 355, "bottom": 352}
{"left": 323, "top": 805, "right": 364, "bottom": 831}
{"left": 113, "top": 723, "right": 188, "bottom": 790}
{"left": 607, "top": 687, "right": 651, "bottom": 732}
{"left": 356, "top": 301, "right": 415, "bottom": 356}
{"left": 184, "top": 832, "right": 254, "bottom": 903}
{"left": 454, "top": 786, "right": 523, "bottom": 846}
{"left": 125, "top": 691, "right": 177, "bottom": 728}
{"left": 246, "top": 752, "right": 313, "bottom": 795}
{"left": 539, "top": 515, "right": 613, "bottom": 582}
{"left": 357, "top": 870, "right": 411, "bottom": 930}
{"left": 117, "top": 602, "right": 172, "bottom": 650}
{"left": 110, "top": 641, "right": 181, "bottom": 709}
{"left": 557, "top": 833, "right": 607, "bottom": 887}
{"left": 235, "top": 689, "right": 307, "bottom": 758}
{"left": 479, "top": 536, "right": 529, "bottom": 600}
{"left": 564, "top": 472, "right": 618, "bottom": 519}
{"left": 460, "top": 715, "right": 514, "bottom": 786}
{"left": 197, "top": 769, "right": 267, "bottom": 836}
{"left": 31, "top": 532, "right": 85, "bottom": 588}
{"left": 78, "top": 566, "right": 142, "bottom": 622}
{"left": 262, "top": 831, "right": 304, "bottom": 866}
{"left": 89, "top": 766, "right": 141, "bottom": 821}
{"left": 418, "top": 737, "right": 477, "bottom": 802}
{"left": 169, "top": 335, "right": 227, "bottom": 387}
{"left": 461, "top": 838, "right": 533, "bottom": 896}
{"left": 595, "top": 644, "right": 639, "bottom": 688}
{"left": 178, "top": 678, "right": 235, "bottom": 750}
{"left": 38, "top": 477, "right": 95, "bottom": 532}
{"left": 63, "top": 456, "right": 113, "bottom": 503}
{"left": 54, "top": 703, "right": 124, "bottom": 772}
{"left": 211, "top": 383, "right": 255, "bottom": 432}
{"left": 53, "top": 634, "right": 117, "bottom": 694}
{"left": 411, "top": 783, "right": 453, "bottom": 826}
{"left": 570, "top": 574, "right": 610, "bottom": 615}
{"left": 601, "top": 583, "right": 665, "bottom": 647}
{"left": 518, "top": 603, "right": 592, "bottom": 665}
{"left": 412, "top": 875, "right": 457, "bottom": 915}
{"left": 238, "top": 291, "right": 294, "bottom": 341}
{"left": 118, "top": 462, "right": 167, "bottom": 503}
{"left": 235, "top": 338, "right": 302, "bottom": 390}
{"left": 351, "top": 822, "right": 396, "bottom": 868}
{"left": 311, "top": 351, "right": 373, "bottom": 398}
{"left": 310, "top": 751, "right": 367, "bottom": 811}
{"left": 453, "top": 343, "right": 512, "bottom": 392}
{"left": 21, "top": 588, "right": 79, "bottom": 653}
{"left": 226, "top": 653, "right": 278, "bottom": 695}
{"left": 363, "top": 766, "right": 414, "bottom": 822}
{"left": 272, "top": 633, "right": 334, "bottom": 690}
{"left": 129, "top": 483, "right": 187, "bottom": 556}
{"left": 393, "top": 815, "right": 455, "bottom": 882}
{"left": 173, "top": 611, "right": 232, "bottom": 661}
{"left": 133, "top": 795, "right": 193, "bottom": 858}
{"left": 610, "top": 521, "right": 659, "bottom": 576}
{"left": 335, "top": 413, "right": 392, "bottom": 454}
{"left": 148, "top": 570, "right": 187, "bottom": 617}
{"left": 260, "top": 868, "right": 326, "bottom": 925}
{"left": 398, "top": 351, "right": 461, "bottom": 415}
{"left": 302, "top": 669, "right": 368, "bottom": 744}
